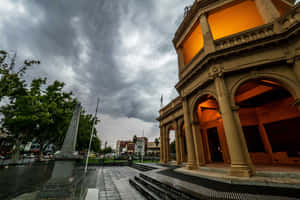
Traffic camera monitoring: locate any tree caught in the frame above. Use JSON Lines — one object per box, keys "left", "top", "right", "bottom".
{"left": 0, "top": 50, "right": 100, "bottom": 161}
{"left": 76, "top": 110, "right": 101, "bottom": 153}
{"left": 170, "top": 140, "right": 176, "bottom": 154}
{"left": 33, "top": 80, "right": 77, "bottom": 158}
{"left": 0, "top": 51, "right": 40, "bottom": 162}
{"left": 102, "top": 146, "right": 112, "bottom": 154}
{"left": 154, "top": 138, "right": 159, "bottom": 146}
{"left": 133, "top": 135, "right": 137, "bottom": 143}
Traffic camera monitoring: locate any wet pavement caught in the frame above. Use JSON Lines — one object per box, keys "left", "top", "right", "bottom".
{"left": 0, "top": 164, "right": 54, "bottom": 199}
{"left": 96, "top": 167, "right": 145, "bottom": 200}
{"left": 0, "top": 165, "right": 145, "bottom": 200}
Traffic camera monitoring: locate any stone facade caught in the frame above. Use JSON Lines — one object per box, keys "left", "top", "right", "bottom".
{"left": 157, "top": 0, "right": 300, "bottom": 177}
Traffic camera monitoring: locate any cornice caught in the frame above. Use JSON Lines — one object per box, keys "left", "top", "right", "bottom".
{"left": 157, "top": 97, "right": 183, "bottom": 121}
{"left": 173, "top": 0, "right": 221, "bottom": 47}
{"left": 175, "top": 12, "right": 300, "bottom": 93}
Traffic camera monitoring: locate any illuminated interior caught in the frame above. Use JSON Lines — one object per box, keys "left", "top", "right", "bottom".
{"left": 235, "top": 79, "right": 300, "bottom": 165}
{"left": 272, "top": 0, "right": 293, "bottom": 16}
{"left": 182, "top": 22, "right": 204, "bottom": 65}
{"left": 208, "top": 0, "right": 264, "bottom": 40}
{"left": 196, "top": 95, "right": 230, "bottom": 163}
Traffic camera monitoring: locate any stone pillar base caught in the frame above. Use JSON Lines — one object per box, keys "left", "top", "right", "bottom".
{"left": 228, "top": 164, "right": 255, "bottom": 177}
{"left": 186, "top": 161, "right": 198, "bottom": 170}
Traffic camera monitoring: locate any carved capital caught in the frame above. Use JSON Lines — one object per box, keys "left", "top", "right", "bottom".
{"left": 231, "top": 105, "right": 240, "bottom": 111}
{"left": 199, "top": 12, "right": 208, "bottom": 19}
{"left": 286, "top": 58, "right": 295, "bottom": 64}
{"left": 208, "top": 64, "right": 224, "bottom": 79}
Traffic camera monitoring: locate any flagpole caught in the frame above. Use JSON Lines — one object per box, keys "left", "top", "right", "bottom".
{"left": 84, "top": 98, "right": 100, "bottom": 174}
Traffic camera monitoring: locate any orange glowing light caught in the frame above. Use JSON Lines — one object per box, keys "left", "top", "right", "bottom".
{"left": 208, "top": 0, "right": 264, "bottom": 40}
{"left": 272, "top": 0, "right": 292, "bottom": 16}
{"left": 182, "top": 22, "right": 204, "bottom": 65}
{"left": 197, "top": 99, "right": 220, "bottom": 124}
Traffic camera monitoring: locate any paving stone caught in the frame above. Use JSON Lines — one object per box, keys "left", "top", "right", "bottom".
{"left": 96, "top": 166, "right": 145, "bottom": 200}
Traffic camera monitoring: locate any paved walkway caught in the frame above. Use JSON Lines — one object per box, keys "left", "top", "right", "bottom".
{"left": 96, "top": 166, "right": 145, "bottom": 200}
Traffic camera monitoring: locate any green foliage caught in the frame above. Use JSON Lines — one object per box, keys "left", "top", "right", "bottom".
{"left": 154, "top": 138, "right": 159, "bottom": 146}
{"left": 133, "top": 134, "right": 137, "bottom": 143}
{"left": 102, "top": 146, "right": 113, "bottom": 154}
{"left": 76, "top": 111, "right": 101, "bottom": 153}
{"left": 0, "top": 51, "right": 40, "bottom": 143}
{"left": 170, "top": 140, "right": 176, "bottom": 154}
{"left": 33, "top": 80, "right": 77, "bottom": 153}
{"left": 0, "top": 50, "right": 101, "bottom": 159}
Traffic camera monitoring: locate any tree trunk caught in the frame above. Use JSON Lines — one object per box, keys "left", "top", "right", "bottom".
{"left": 11, "top": 138, "right": 21, "bottom": 164}
{"left": 39, "top": 141, "right": 44, "bottom": 160}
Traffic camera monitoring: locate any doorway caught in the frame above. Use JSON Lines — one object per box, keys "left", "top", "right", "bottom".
{"left": 207, "top": 127, "right": 224, "bottom": 162}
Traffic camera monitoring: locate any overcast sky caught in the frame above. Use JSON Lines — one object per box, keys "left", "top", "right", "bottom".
{"left": 0, "top": 0, "right": 195, "bottom": 147}
{"left": 1, "top": 0, "right": 298, "bottom": 148}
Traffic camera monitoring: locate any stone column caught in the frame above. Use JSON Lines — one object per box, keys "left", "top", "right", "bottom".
{"left": 293, "top": 58, "right": 300, "bottom": 81}
{"left": 166, "top": 129, "right": 170, "bottom": 162}
{"left": 179, "top": 130, "right": 185, "bottom": 163}
{"left": 160, "top": 126, "right": 164, "bottom": 163}
{"left": 191, "top": 121, "right": 206, "bottom": 167}
{"left": 254, "top": 0, "right": 280, "bottom": 23}
{"left": 202, "top": 128, "right": 211, "bottom": 163}
{"left": 175, "top": 121, "right": 182, "bottom": 165}
{"left": 163, "top": 126, "right": 168, "bottom": 163}
{"left": 210, "top": 65, "right": 255, "bottom": 177}
{"left": 162, "top": 126, "right": 167, "bottom": 163}
{"left": 182, "top": 98, "right": 197, "bottom": 169}
{"left": 177, "top": 47, "right": 185, "bottom": 76}
{"left": 199, "top": 14, "right": 215, "bottom": 53}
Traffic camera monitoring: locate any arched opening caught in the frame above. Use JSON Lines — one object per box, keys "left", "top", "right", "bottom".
{"left": 167, "top": 126, "right": 176, "bottom": 161}
{"left": 195, "top": 95, "right": 230, "bottom": 164}
{"left": 181, "top": 123, "right": 188, "bottom": 163}
{"left": 235, "top": 78, "right": 300, "bottom": 165}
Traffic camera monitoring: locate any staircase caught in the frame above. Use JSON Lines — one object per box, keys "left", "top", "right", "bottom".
{"left": 129, "top": 173, "right": 202, "bottom": 200}
{"left": 130, "top": 170, "right": 300, "bottom": 200}
{"left": 130, "top": 163, "right": 157, "bottom": 172}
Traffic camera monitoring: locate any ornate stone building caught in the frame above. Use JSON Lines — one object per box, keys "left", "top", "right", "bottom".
{"left": 157, "top": 0, "right": 300, "bottom": 177}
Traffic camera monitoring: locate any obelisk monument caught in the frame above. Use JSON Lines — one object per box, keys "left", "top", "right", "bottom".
{"left": 38, "top": 103, "right": 84, "bottom": 200}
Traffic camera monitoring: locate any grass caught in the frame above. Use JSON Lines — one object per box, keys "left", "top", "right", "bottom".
{"left": 83, "top": 158, "right": 160, "bottom": 164}
{"left": 104, "top": 159, "right": 128, "bottom": 163}
{"left": 83, "top": 158, "right": 100, "bottom": 164}
{"left": 133, "top": 160, "right": 159, "bottom": 164}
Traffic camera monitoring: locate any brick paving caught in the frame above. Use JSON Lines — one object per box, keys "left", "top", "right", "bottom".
{"left": 96, "top": 166, "right": 145, "bottom": 200}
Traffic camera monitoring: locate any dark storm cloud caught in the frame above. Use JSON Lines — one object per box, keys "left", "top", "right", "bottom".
{"left": 0, "top": 0, "right": 192, "bottom": 124}
{"left": 31, "top": 0, "right": 161, "bottom": 122}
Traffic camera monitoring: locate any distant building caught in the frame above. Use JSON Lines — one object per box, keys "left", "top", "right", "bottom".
{"left": 135, "top": 137, "right": 148, "bottom": 156}
{"left": 126, "top": 142, "right": 135, "bottom": 155}
{"left": 116, "top": 140, "right": 131, "bottom": 156}
{"left": 147, "top": 141, "right": 160, "bottom": 156}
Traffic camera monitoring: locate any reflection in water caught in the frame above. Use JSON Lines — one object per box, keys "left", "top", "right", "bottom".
{"left": 1, "top": 163, "right": 97, "bottom": 200}
{"left": 0, "top": 164, "right": 54, "bottom": 199}
{"left": 37, "top": 161, "right": 96, "bottom": 200}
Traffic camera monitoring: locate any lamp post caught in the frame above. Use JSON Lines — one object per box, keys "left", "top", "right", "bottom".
{"left": 84, "top": 98, "right": 100, "bottom": 174}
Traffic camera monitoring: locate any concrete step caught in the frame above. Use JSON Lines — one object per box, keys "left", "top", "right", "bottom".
{"left": 134, "top": 175, "right": 178, "bottom": 200}
{"left": 129, "top": 178, "right": 161, "bottom": 200}
{"left": 139, "top": 173, "right": 197, "bottom": 200}
{"left": 130, "top": 163, "right": 156, "bottom": 172}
